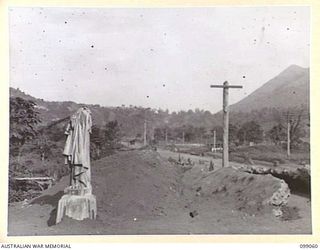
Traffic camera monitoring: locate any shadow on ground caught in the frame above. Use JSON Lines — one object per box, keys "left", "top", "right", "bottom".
{"left": 31, "top": 191, "right": 64, "bottom": 226}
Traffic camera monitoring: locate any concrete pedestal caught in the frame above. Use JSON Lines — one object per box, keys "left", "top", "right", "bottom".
{"left": 56, "top": 187, "right": 97, "bottom": 224}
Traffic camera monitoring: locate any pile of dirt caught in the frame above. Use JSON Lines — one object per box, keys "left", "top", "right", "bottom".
{"left": 89, "top": 149, "right": 182, "bottom": 222}
{"left": 191, "top": 167, "right": 290, "bottom": 216}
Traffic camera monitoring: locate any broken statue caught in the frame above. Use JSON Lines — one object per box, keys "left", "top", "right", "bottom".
{"left": 56, "top": 107, "right": 97, "bottom": 224}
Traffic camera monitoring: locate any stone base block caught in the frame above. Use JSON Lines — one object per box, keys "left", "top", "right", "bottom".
{"left": 56, "top": 194, "right": 97, "bottom": 224}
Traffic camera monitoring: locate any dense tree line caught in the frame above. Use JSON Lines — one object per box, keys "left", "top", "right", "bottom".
{"left": 10, "top": 97, "right": 41, "bottom": 158}
{"left": 90, "top": 121, "right": 122, "bottom": 159}
{"left": 10, "top": 96, "right": 309, "bottom": 162}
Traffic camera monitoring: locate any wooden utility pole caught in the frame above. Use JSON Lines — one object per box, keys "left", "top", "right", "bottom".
{"left": 143, "top": 119, "right": 147, "bottom": 146}
{"left": 165, "top": 128, "right": 168, "bottom": 144}
{"left": 182, "top": 131, "right": 185, "bottom": 144}
{"left": 287, "top": 121, "right": 291, "bottom": 158}
{"left": 143, "top": 108, "right": 150, "bottom": 146}
{"left": 151, "top": 127, "right": 155, "bottom": 141}
{"left": 213, "top": 130, "right": 216, "bottom": 153}
{"left": 210, "top": 81, "right": 242, "bottom": 167}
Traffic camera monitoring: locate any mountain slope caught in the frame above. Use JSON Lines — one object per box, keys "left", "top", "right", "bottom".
{"left": 229, "top": 65, "right": 309, "bottom": 113}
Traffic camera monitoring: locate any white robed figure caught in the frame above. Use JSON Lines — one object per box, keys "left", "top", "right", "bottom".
{"left": 56, "top": 106, "right": 96, "bottom": 224}
{"left": 63, "top": 107, "right": 92, "bottom": 191}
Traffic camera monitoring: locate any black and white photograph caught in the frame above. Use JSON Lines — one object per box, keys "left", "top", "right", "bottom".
{"left": 7, "top": 6, "right": 311, "bottom": 235}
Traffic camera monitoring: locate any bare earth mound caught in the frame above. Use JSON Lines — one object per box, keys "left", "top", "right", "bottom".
{"left": 192, "top": 167, "right": 290, "bottom": 216}
{"left": 92, "top": 149, "right": 182, "bottom": 221}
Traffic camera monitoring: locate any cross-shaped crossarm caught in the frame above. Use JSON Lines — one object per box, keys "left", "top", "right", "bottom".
{"left": 210, "top": 80, "right": 243, "bottom": 89}
{"left": 209, "top": 81, "right": 243, "bottom": 168}
{"left": 210, "top": 85, "right": 243, "bottom": 88}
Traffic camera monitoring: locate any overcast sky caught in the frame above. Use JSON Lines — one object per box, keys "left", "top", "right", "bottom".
{"left": 9, "top": 7, "right": 310, "bottom": 113}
